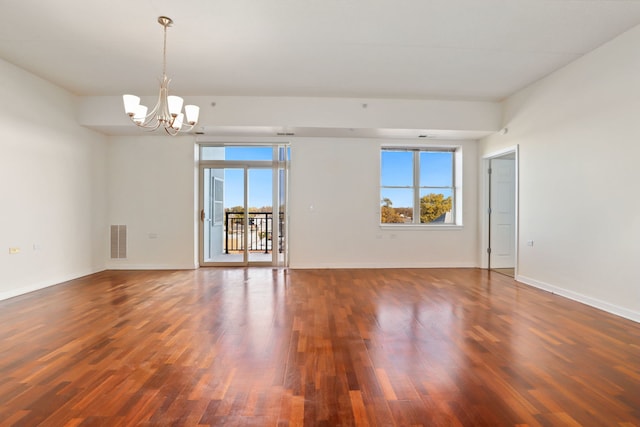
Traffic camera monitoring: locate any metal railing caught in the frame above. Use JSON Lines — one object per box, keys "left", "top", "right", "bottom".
{"left": 224, "top": 211, "right": 284, "bottom": 254}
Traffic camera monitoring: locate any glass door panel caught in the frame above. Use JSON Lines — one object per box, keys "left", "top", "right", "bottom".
{"left": 223, "top": 168, "right": 246, "bottom": 264}
{"left": 201, "top": 166, "right": 281, "bottom": 266}
{"left": 201, "top": 167, "right": 245, "bottom": 265}
{"left": 247, "top": 168, "right": 273, "bottom": 264}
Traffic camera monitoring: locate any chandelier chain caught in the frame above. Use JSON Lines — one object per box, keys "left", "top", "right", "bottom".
{"left": 162, "top": 20, "right": 168, "bottom": 78}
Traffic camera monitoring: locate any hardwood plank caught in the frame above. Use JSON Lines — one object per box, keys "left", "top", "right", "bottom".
{"left": 0, "top": 268, "right": 638, "bottom": 426}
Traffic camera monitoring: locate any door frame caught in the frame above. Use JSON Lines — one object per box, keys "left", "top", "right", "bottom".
{"left": 198, "top": 149, "right": 288, "bottom": 267}
{"left": 480, "top": 145, "right": 519, "bottom": 274}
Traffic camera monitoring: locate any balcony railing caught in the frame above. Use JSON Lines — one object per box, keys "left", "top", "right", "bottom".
{"left": 225, "top": 211, "right": 284, "bottom": 254}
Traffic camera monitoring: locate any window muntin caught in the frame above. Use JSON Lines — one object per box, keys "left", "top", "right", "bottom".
{"left": 381, "top": 148, "right": 457, "bottom": 225}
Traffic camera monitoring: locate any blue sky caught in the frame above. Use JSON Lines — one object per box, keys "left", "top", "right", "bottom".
{"left": 224, "top": 168, "right": 273, "bottom": 209}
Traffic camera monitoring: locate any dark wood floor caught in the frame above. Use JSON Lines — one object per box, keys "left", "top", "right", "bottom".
{"left": 0, "top": 268, "right": 638, "bottom": 426}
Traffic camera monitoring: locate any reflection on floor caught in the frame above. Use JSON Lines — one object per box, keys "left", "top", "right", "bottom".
{"left": 492, "top": 268, "right": 515, "bottom": 278}
{"left": 4, "top": 268, "right": 639, "bottom": 425}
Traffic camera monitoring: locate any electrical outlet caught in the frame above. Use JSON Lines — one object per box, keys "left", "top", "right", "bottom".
{"left": 9, "top": 247, "right": 20, "bottom": 254}
{"left": 527, "top": 240, "right": 534, "bottom": 247}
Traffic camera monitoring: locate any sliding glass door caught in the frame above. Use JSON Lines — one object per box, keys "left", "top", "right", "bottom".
{"left": 199, "top": 145, "right": 288, "bottom": 267}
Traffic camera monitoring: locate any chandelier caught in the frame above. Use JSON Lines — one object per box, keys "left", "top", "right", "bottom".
{"left": 122, "top": 16, "right": 200, "bottom": 136}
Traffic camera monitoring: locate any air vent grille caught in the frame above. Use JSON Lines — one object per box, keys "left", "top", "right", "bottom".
{"left": 110, "top": 225, "right": 127, "bottom": 259}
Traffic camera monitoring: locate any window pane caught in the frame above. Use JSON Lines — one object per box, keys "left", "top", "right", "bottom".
{"left": 200, "top": 146, "right": 225, "bottom": 161}
{"left": 419, "top": 151, "right": 453, "bottom": 187}
{"left": 225, "top": 147, "right": 273, "bottom": 161}
{"left": 248, "top": 169, "right": 273, "bottom": 211}
{"left": 201, "top": 146, "right": 273, "bottom": 161}
{"left": 381, "top": 188, "right": 413, "bottom": 223}
{"left": 224, "top": 168, "right": 245, "bottom": 210}
{"left": 381, "top": 150, "right": 413, "bottom": 186}
{"left": 419, "top": 189, "right": 453, "bottom": 224}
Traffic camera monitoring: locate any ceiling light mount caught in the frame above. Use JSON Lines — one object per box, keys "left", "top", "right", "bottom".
{"left": 122, "top": 16, "right": 199, "bottom": 136}
{"left": 157, "top": 15, "right": 173, "bottom": 28}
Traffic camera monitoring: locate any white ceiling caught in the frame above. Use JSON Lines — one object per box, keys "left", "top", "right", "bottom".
{"left": 2, "top": 0, "right": 640, "bottom": 103}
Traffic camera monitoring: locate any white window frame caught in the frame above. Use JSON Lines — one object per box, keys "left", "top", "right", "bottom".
{"left": 380, "top": 145, "right": 463, "bottom": 228}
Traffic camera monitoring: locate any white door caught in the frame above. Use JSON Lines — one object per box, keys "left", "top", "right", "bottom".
{"left": 489, "top": 158, "right": 516, "bottom": 269}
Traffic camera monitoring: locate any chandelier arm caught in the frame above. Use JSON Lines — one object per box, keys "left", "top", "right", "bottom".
{"left": 128, "top": 119, "right": 162, "bottom": 132}
{"left": 128, "top": 115, "right": 162, "bottom": 131}
{"left": 136, "top": 95, "right": 164, "bottom": 130}
{"left": 128, "top": 112, "right": 196, "bottom": 133}
{"left": 127, "top": 89, "right": 195, "bottom": 133}
{"left": 178, "top": 122, "right": 197, "bottom": 132}
{"left": 164, "top": 125, "right": 180, "bottom": 136}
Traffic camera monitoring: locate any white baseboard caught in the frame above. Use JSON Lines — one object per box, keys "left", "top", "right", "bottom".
{"left": 0, "top": 268, "right": 105, "bottom": 302}
{"left": 0, "top": 264, "right": 198, "bottom": 302}
{"left": 516, "top": 274, "right": 640, "bottom": 324}
{"left": 289, "top": 262, "right": 477, "bottom": 269}
{"left": 106, "top": 263, "right": 198, "bottom": 270}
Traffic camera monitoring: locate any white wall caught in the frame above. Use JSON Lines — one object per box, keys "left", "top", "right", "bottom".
{"left": 104, "top": 135, "right": 478, "bottom": 270}
{"left": 289, "top": 138, "right": 478, "bottom": 268}
{"left": 0, "top": 58, "right": 108, "bottom": 300}
{"left": 106, "top": 136, "right": 198, "bottom": 270}
{"left": 480, "top": 25, "right": 640, "bottom": 322}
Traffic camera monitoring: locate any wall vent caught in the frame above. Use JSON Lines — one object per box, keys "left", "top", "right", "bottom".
{"left": 110, "top": 225, "right": 127, "bottom": 259}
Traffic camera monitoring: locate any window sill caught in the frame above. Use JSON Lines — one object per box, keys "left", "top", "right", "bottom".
{"left": 379, "top": 224, "right": 464, "bottom": 231}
